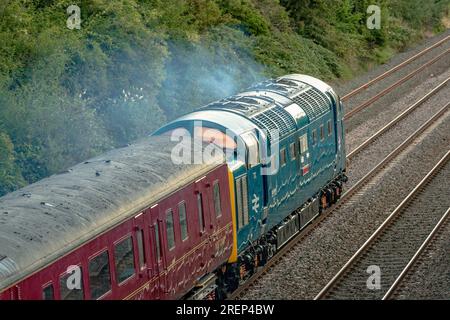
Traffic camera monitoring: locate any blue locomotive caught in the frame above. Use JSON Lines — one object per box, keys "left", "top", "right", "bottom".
{"left": 154, "top": 74, "right": 347, "bottom": 292}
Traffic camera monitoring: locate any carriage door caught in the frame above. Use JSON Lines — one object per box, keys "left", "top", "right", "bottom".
{"left": 148, "top": 204, "right": 165, "bottom": 299}
{"left": 132, "top": 212, "right": 149, "bottom": 299}
{"left": 9, "top": 286, "right": 20, "bottom": 300}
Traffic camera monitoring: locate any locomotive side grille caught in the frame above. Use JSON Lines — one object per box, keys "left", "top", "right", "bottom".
{"left": 292, "top": 87, "right": 330, "bottom": 120}
{"left": 252, "top": 112, "right": 277, "bottom": 141}
{"left": 309, "top": 87, "right": 329, "bottom": 107}
{"left": 236, "top": 178, "right": 243, "bottom": 229}
{"left": 242, "top": 177, "right": 249, "bottom": 225}
{"left": 252, "top": 105, "right": 297, "bottom": 142}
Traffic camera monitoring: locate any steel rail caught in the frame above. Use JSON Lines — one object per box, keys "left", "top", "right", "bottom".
{"left": 228, "top": 102, "right": 450, "bottom": 300}
{"left": 342, "top": 36, "right": 450, "bottom": 101}
{"left": 382, "top": 207, "right": 450, "bottom": 300}
{"left": 314, "top": 149, "right": 450, "bottom": 300}
{"left": 343, "top": 49, "right": 450, "bottom": 121}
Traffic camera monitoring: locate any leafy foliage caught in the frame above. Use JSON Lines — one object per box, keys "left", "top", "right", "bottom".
{"left": 0, "top": 0, "right": 448, "bottom": 195}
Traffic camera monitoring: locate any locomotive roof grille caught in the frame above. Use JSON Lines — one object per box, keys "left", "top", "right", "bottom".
{"left": 204, "top": 95, "right": 275, "bottom": 117}
{"left": 249, "top": 78, "right": 311, "bottom": 97}
{"left": 275, "top": 78, "right": 300, "bottom": 87}
{"left": 257, "top": 84, "right": 289, "bottom": 92}
{"left": 227, "top": 96, "right": 260, "bottom": 105}
{"left": 205, "top": 102, "right": 260, "bottom": 115}
{"left": 292, "top": 87, "right": 330, "bottom": 120}
{"left": 249, "top": 80, "right": 290, "bottom": 93}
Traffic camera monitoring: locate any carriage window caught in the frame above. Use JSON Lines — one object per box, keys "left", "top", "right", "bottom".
{"left": 280, "top": 148, "right": 287, "bottom": 167}
{"left": 89, "top": 251, "right": 111, "bottom": 299}
{"left": 114, "top": 236, "right": 135, "bottom": 284}
{"left": 42, "top": 283, "right": 54, "bottom": 300}
{"left": 166, "top": 209, "right": 176, "bottom": 250}
{"left": 312, "top": 129, "right": 317, "bottom": 145}
{"left": 327, "top": 120, "right": 332, "bottom": 136}
{"left": 289, "top": 142, "right": 297, "bottom": 160}
{"left": 320, "top": 125, "right": 325, "bottom": 141}
{"left": 299, "top": 134, "right": 308, "bottom": 153}
{"left": 60, "top": 266, "right": 84, "bottom": 300}
{"left": 136, "top": 229, "right": 146, "bottom": 269}
{"left": 178, "top": 202, "right": 188, "bottom": 241}
{"left": 241, "top": 177, "right": 249, "bottom": 225}
{"left": 213, "top": 181, "right": 222, "bottom": 217}
{"left": 197, "top": 194, "right": 205, "bottom": 232}
{"left": 154, "top": 223, "right": 161, "bottom": 261}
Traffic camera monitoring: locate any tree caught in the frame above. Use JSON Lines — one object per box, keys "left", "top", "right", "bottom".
{"left": 0, "top": 131, "right": 25, "bottom": 196}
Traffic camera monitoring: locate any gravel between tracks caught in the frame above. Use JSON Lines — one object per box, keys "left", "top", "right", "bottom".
{"left": 241, "top": 109, "right": 450, "bottom": 300}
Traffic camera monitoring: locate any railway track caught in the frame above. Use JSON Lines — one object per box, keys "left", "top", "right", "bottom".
{"left": 229, "top": 101, "right": 450, "bottom": 299}
{"left": 346, "top": 77, "right": 449, "bottom": 160}
{"left": 342, "top": 36, "right": 450, "bottom": 121}
{"left": 228, "top": 37, "right": 450, "bottom": 300}
{"left": 341, "top": 35, "right": 450, "bottom": 101}
{"left": 382, "top": 207, "right": 450, "bottom": 300}
{"left": 315, "top": 150, "right": 450, "bottom": 299}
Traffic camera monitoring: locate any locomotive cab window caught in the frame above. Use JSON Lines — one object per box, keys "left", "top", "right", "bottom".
{"left": 42, "top": 283, "right": 54, "bottom": 300}
{"left": 299, "top": 134, "right": 308, "bottom": 154}
{"left": 327, "top": 120, "right": 332, "bottom": 136}
{"left": 114, "top": 236, "right": 135, "bottom": 284}
{"left": 166, "top": 209, "right": 176, "bottom": 250}
{"left": 60, "top": 266, "right": 84, "bottom": 300}
{"left": 88, "top": 250, "right": 111, "bottom": 299}
{"left": 213, "top": 181, "right": 222, "bottom": 217}
{"left": 178, "top": 202, "right": 188, "bottom": 241}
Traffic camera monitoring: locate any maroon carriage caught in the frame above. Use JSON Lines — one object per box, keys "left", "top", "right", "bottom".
{"left": 0, "top": 136, "right": 235, "bottom": 300}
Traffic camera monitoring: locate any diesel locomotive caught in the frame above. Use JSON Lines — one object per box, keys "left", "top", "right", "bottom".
{"left": 0, "top": 74, "right": 346, "bottom": 300}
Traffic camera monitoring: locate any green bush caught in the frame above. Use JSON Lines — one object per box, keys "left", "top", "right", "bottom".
{"left": 0, "top": 0, "right": 448, "bottom": 195}
{"left": 0, "top": 132, "right": 26, "bottom": 195}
